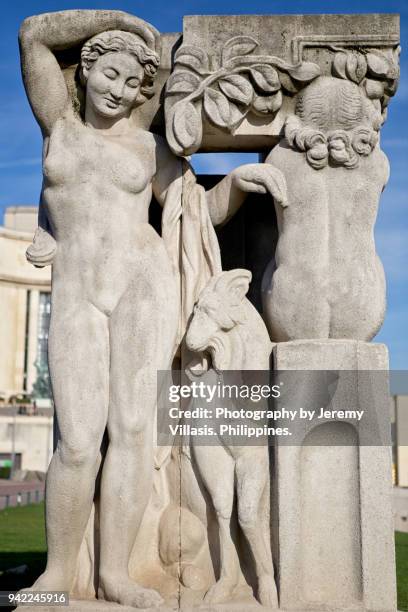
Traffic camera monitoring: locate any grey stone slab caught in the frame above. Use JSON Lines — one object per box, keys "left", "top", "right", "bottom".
{"left": 273, "top": 340, "right": 396, "bottom": 612}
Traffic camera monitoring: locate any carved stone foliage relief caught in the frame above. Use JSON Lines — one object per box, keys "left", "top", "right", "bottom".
{"left": 165, "top": 35, "right": 321, "bottom": 155}
{"left": 166, "top": 32, "right": 400, "bottom": 160}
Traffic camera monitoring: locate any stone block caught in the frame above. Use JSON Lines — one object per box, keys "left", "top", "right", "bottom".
{"left": 170, "top": 14, "right": 400, "bottom": 152}
{"left": 273, "top": 340, "right": 396, "bottom": 612}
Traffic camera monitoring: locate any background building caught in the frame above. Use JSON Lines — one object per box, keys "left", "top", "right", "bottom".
{"left": 0, "top": 207, "right": 51, "bottom": 400}
{"left": 392, "top": 394, "right": 408, "bottom": 487}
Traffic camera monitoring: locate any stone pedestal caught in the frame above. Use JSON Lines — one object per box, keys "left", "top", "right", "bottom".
{"left": 20, "top": 601, "right": 299, "bottom": 612}
{"left": 273, "top": 340, "right": 396, "bottom": 612}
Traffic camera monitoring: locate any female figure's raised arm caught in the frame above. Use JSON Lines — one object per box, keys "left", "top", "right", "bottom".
{"left": 19, "top": 10, "right": 159, "bottom": 135}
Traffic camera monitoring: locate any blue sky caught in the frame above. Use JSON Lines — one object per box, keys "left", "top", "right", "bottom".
{"left": 1, "top": 0, "right": 407, "bottom": 368}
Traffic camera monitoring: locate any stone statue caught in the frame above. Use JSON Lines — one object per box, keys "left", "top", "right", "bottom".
{"left": 16, "top": 9, "right": 401, "bottom": 612}
{"left": 19, "top": 10, "right": 286, "bottom": 608}
{"left": 262, "top": 75, "right": 390, "bottom": 342}
{"left": 19, "top": 10, "right": 178, "bottom": 609}
{"left": 186, "top": 269, "right": 277, "bottom": 607}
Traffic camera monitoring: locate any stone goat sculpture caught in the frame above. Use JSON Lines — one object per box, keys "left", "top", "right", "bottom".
{"left": 185, "top": 269, "right": 278, "bottom": 608}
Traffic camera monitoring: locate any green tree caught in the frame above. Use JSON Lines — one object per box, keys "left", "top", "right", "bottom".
{"left": 31, "top": 360, "right": 52, "bottom": 399}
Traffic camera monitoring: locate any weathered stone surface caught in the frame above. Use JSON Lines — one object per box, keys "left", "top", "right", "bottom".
{"left": 185, "top": 270, "right": 277, "bottom": 607}
{"left": 166, "top": 14, "right": 399, "bottom": 153}
{"left": 165, "top": 13, "right": 399, "bottom": 345}
{"left": 16, "top": 602, "right": 279, "bottom": 612}
{"left": 262, "top": 114, "right": 389, "bottom": 341}
{"left": 273, "top": 340, "right": 396, "bottom": 612}
{"left": 17, "top": 7, "right": 400, "bottom": 612}
{"left": 19, "top": 10, "right": 180, "bottom": 609}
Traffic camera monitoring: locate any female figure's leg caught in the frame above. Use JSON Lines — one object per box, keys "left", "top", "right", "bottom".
{"left": 99, "top": 260, "right": 178, "bottom": 608}
{"left": 34, "top": 297, "right": 109, "bottom": 590}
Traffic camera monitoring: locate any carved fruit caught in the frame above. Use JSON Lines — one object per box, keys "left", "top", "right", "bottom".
{"left": 251, "top": 91, "right": 282, "bottom": 116}
{"left": 366, "top": 52, "right": 390, "bottom": 78}
{"left": 181, "top": 565, "right": 207, "bottom": 591}
{"left": 364, "top": 79, "right": 385, "bottom": 100}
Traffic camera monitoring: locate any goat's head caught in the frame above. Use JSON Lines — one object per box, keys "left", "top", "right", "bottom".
{"left": 186, "top": 269, "right": 251, "bottom": 366}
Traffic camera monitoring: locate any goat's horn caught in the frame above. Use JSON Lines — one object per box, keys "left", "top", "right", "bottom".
{"left": 214, "top": 269, "right": 252, "bottom": 302}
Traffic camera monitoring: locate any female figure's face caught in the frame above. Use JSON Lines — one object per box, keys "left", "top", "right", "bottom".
{"left": 86, "top": 52, "right": 144, "bottom": 120}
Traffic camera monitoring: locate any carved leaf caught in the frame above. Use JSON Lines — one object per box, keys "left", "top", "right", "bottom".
{"left": 366, "top": 52, "right": 391, "bottom": 78}
{"left": 175, "top": 45, "right": 209, "bottom": 73}
{"left": 252, "top": 91, "right": 282, "bottom": 116}
{"left": 333, "top": 52, "right": 347, "bottom": 79}
{"left": 173, "top": 101, "right": 201, "bottom": 150}
{"left": 228, "top": 104, "right": 247, "bottom": 131}
{"left": 249, "top": 65, "right": 280, "bottom": 93}
{"left": 278, "top": 71, "right": 298, "bottom": 94}
{"left": 286, "top": 61, "right": 321, "bottom": 82}
{"left": 385, "top": 78, "right": 399, "bottom": 97}
{"left": 203, "top": 87, "right": 231, "bottom": 128}
{"left": 356, "top": 54, "right": 367, "bottom": 83}
{"left": 166, "top": 71, "right": 202, "bottom": 95}
{"left": 221, "top": 35, "right": 258, "bottom": 65}
{"left": 333, "top": 51, "right": 367, "bottom": 83}
{"left": 345, "top": 53, "right": 367, "bottom": 83}
{"left": 218, "top": 74, "right": 253, "bottom": 106}
{"left": 388, "top": 49, "right": 400, "bottom": 80}
{"left": 345, "top": 54, "right": 358, "bottom": 81}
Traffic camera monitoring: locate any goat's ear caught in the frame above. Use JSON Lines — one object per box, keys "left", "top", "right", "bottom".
{"left": 215, "top": 269, "right": 252, "bottom": 306}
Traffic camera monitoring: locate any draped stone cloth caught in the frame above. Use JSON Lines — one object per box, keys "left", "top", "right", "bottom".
{"left": 162, "top": 158, "right": 222, "bottom": 347}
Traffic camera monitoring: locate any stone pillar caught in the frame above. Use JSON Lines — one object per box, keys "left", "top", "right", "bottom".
{"left": 26, "top": 289, "right": 39, "bottom": 392}
{"left": 14, "top": 288, "right": 28, "bottom": 392}
{"left": 273, "top": 340, "right": 396, "bottom": 612}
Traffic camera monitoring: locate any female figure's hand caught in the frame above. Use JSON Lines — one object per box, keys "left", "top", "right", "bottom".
{"left": 26, "top": 226, "right": 57, "bottom": 268}
{"left": 232, "top": 163, "right": 288, "bottom": 207}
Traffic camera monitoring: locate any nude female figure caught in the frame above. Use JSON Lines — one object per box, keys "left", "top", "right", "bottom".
{"left": 19, "top": 10, "right": 286, "bottom": 608}
{"left": 263, "top": 75, "right": 388, "bottom": 342}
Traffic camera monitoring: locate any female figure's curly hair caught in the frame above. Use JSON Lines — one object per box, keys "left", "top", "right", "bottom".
{"left": 285, "top": 76, "right": 382, "bottom": 170}
{"left": 80, "top": 30, "right": 160, "bottom": 105}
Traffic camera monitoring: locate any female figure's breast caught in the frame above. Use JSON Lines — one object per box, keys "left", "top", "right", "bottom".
{"left": 43, "top": 118, "right": 153, "bottom": 194}
{"left": 42, "top": 118, "right": 155, "bottom": 242}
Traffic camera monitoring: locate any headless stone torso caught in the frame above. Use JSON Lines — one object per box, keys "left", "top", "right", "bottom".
{"left": 263, "top": 143, "right": 389, "bottom": 342}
